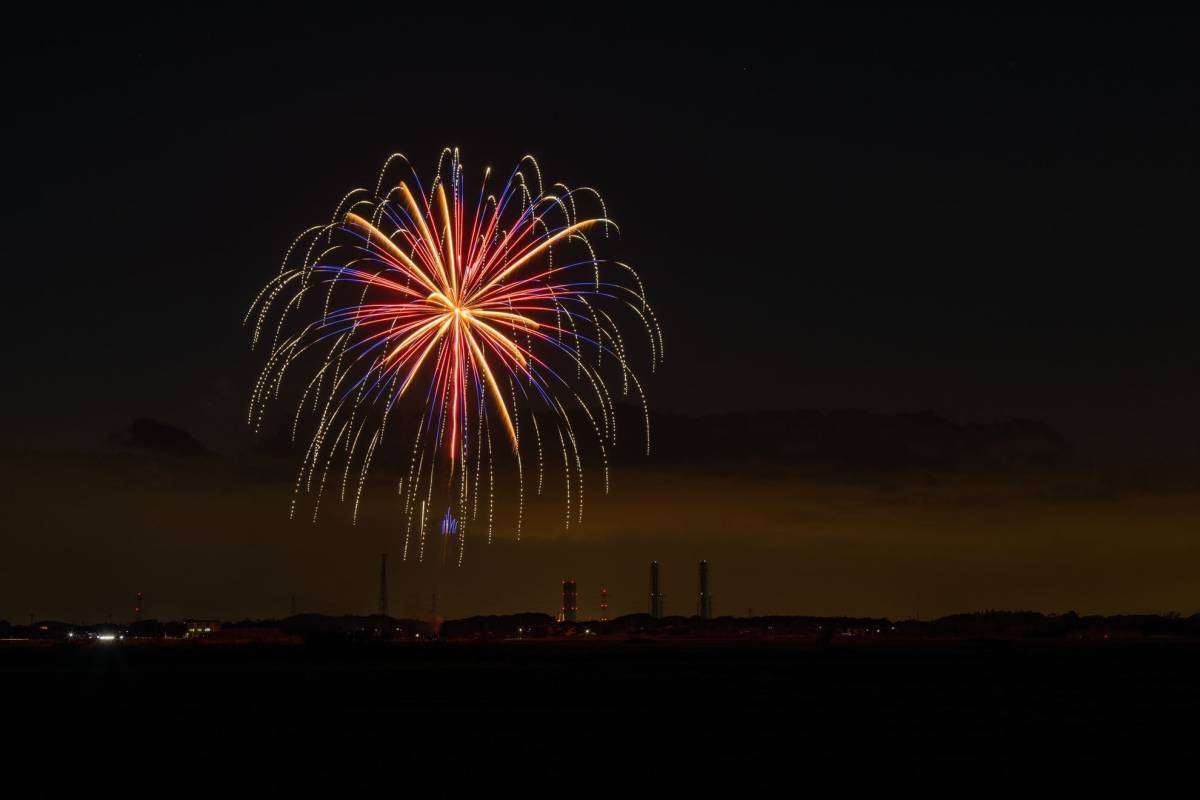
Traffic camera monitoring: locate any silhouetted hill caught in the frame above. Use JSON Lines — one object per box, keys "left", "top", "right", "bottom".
{"left": 439, "top": 613, "right": 554, "bottom": 639}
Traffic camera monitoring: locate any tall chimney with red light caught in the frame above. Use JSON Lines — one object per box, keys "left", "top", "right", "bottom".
{"left": 561, "top": 580, "right": 578, "bottom": 623}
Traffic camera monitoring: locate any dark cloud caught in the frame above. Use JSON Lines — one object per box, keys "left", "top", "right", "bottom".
{"left": 106, "top": 418, "right": 218, "bottom": 459}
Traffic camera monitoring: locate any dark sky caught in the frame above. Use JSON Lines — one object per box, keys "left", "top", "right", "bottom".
{"left": 5, "top": 7, "right": 1200, "bottom": 621}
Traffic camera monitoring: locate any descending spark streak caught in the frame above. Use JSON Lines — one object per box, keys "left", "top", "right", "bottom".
{"left": 246, "top": 149, "right": 662, "bottom": 563}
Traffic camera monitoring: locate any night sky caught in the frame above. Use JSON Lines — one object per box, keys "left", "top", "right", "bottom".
{"left": 6, "top": 8, "right": 1200, "bottom": 622}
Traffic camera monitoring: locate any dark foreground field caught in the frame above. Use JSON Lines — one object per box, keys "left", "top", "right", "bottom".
{"left": 7, "top": 639, "right": 1198, "bottom": 791}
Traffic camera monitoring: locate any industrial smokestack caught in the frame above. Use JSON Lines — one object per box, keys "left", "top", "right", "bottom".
{"left": 698, "top": 560, "right": 713, "bottom": 620}
{"left": 649, "top": 561, "right": 664, "bottom": 619}
{"left": 561, "top": 580, "right": 578, "bottom": 623}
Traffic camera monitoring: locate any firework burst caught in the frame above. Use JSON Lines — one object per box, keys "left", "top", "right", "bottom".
{"left": 246, "top": 148, "right": 661, "bottom": 563}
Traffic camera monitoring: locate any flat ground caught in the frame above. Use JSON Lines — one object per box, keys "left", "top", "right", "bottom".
{"left": 6, "top": 639, "right": 1197, "bottom": 791}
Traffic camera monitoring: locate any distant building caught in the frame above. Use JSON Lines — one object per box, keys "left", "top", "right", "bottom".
{"left": 698, "top": 560, "right": 713, "bottom": 620}
{"left": 599, "top": 588, "right": 609, "bottom": 622}
{"left": 184, "top": 620, "right": 221, "bottom": 638}
{"left": 561, "top": 580, "right": 578, "bottom": 623}
{"left": 649, "top": 561, "right": 664, "bottom": 619}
